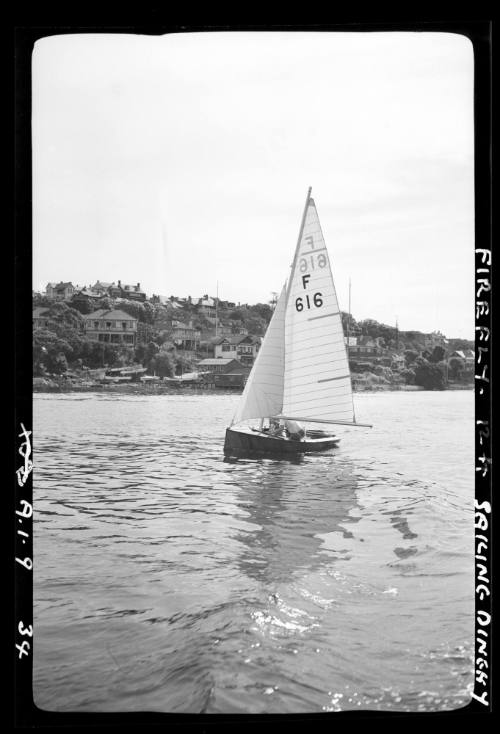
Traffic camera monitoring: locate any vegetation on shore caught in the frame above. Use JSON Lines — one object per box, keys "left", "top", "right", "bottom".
{"left": 32, "top": 295, "right": 474, "bottom": 391}
{"left": 32, "top": 297, "right": 272, "bottom": 378}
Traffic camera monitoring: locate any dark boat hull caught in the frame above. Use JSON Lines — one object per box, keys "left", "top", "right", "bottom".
{"left": 224, "top": 426, "right": 340, "bottom": 456}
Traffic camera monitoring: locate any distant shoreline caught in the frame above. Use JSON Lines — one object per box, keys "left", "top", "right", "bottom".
{"left": 32, "top": 381, "right": 473, "bottom": 395}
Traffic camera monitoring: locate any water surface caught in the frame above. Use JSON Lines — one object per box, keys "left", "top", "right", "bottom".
{"left": 33, "top": 390, "right": 474, "bottom": 713}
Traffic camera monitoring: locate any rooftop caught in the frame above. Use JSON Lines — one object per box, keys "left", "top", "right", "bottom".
{"left": 197, "top": 358, "right": 241, "bottom": 366}
{"left": 194, "top": 296, "right": 215, "bottom": 307}
{"left": 50, "top": 281, "right": 74, "bottom": 288}
{"left": 452, "top": 349, "right": 474, "bottom": 359}
{"left": 74, "top": 288, "right": 104, "bottom": 298}
{"left": 83, "top": 309, "right": 137, "bottom": 321}
{"left": 213, "top": 334, "right": 258, "bottom": 345}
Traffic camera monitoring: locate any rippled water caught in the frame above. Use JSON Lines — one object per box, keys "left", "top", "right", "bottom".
{"left": 33, "top": 390, "right": 474, "bottom": 713}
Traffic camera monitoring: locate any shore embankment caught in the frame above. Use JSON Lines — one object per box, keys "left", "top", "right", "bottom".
{"left": 32, "top": 377, "right": 473, "bottom": 395}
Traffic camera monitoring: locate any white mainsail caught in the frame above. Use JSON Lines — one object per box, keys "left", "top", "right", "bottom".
{"left": 231, "top": 188, "right": 360, "bottom": 428}
{"left": 281, "top": 193, "right": 355, "bottom": 424}
{"left": 231, "top": 284, "right": 286, "bottom": 424}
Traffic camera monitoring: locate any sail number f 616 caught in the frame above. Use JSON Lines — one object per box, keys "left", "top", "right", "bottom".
{"left": 296, "top": 293, "right": 323, "bottom": 311}
{"left": 296, "top": 272, "right": 323, "bottom": 312}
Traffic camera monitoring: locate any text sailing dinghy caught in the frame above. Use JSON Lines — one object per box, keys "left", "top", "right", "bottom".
{"left": 224, "top": 187, "right": 371, "bottom": 456}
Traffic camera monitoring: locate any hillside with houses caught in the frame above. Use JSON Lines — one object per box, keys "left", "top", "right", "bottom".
{"left": 33, "top": 280, "right": 474, "bottom": 391}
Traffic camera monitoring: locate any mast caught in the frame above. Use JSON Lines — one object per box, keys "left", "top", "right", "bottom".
{"left": 285, "top": 187, "right": 312, "bottom": 306}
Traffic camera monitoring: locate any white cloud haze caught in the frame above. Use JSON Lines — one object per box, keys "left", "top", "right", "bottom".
{"left": 33, "top": 31, "right": 474, "bottom": 337}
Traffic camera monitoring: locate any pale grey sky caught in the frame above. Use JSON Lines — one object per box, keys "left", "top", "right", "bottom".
{"left": 32, "top": 31, "right": 474, "bottom": 338}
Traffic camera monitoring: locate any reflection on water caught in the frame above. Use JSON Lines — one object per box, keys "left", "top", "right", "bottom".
{"left": 33, "top": 391, "right": 474, "bottom": 713}
{"left": 233, "top": 457, "right": 359, "bottom": 585}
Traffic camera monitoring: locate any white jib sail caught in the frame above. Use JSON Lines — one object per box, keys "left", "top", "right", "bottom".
{"left": 231, "top": 284, "right": 286, "bottom": 424}
{"left": 282, "top": 195, "right": 355, "bottom": 424}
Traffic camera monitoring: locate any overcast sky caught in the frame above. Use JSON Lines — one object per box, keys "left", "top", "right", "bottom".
{"left": 32, "top": 31, "right": 474, "bottom": 338}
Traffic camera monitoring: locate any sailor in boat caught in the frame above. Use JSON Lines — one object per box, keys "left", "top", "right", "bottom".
{"left": 267, "top": 417, "right": 285, "bottom": 437}
{"left": 283, "top": 419, "right": 305, "bottom": 441}
{"left": 265, "top": 417, "right": 305, "bottom": 442}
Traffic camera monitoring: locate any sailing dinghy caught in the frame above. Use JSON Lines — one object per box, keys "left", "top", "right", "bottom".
{"left": 224, "top": 187, "right": 371, "bottom": 456}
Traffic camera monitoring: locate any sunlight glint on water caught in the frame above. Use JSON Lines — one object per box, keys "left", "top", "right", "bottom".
{"left": 33, "top": 390, "right": 474, "bottom": 713}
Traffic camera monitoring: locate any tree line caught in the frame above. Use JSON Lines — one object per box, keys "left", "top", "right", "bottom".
{"left": 32, "top": 297, "right": 275, "bottom": 377}
{"left": 33, "top": 296, "right": 473, "bottom": 388}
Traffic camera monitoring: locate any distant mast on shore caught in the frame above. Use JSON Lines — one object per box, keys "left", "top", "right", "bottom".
{"left": 347, "top": 277, "right": 352, "bottom": 346}
{"left": 215, "top": 281, "right": 219, "bottom": 338}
